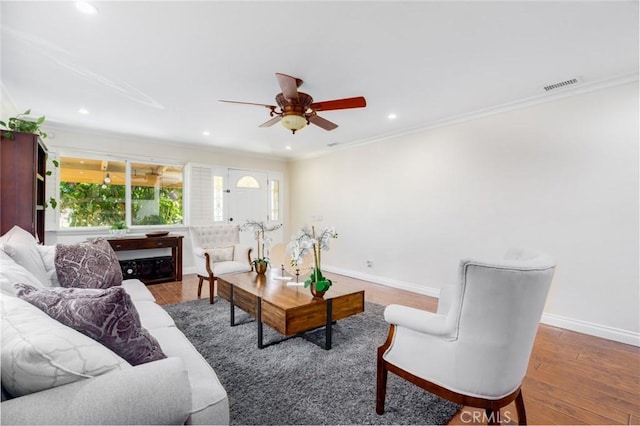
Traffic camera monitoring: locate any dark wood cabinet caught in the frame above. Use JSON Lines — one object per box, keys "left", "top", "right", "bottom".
{"left": 107, "top": 234, "right": 184, "bottom": 284}
{"left": 0, "top": 132, "right": 48, "bottom": 243}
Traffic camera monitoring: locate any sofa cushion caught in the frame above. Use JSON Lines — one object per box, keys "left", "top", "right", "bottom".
{"left": 0, "top": 226, "right": 50, "bottom": 287}
{"left": 152, "top": 326, "right": 229, "bottom": 423}
{"left": 204, "top": 246, "right": 234, "bottom": 263}
{"left": 121, "top": 279, "right": 156, "bottom": 302}
{"left": 1, "top": 295, "right": 131, "bottom": 397}
{"left": 0, "top": 251, "right": 46, "bottom": 296}
{"left": 133, "top": 300, "right": 176, "bottom": 330}
{"left": 15, "top": 284, "right": 166, "bottom": 366}
{"left": 35, "top": 244, "right": 60, "bottom": 286}
{"left": 55, "top": 238, "right": 123, "bottom": 289}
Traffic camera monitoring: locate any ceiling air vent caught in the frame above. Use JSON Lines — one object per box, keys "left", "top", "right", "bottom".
{"left": 543, "top": 77, "right": 583, "bottom": 92}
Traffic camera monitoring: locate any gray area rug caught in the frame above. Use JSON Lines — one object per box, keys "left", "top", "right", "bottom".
{"left": 163, "top": 298, "right": 460, "bottom": 425}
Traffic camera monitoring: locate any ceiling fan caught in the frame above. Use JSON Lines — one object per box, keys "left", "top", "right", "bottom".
{"left": 219, "top": 73, "right": 366, "bottom": 134}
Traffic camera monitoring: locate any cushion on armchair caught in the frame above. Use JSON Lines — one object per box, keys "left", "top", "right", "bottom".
{"left": 204, "top": 246, "right": 234, "bottom": 263}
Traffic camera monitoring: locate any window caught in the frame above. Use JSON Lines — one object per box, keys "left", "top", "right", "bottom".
{"left": 131, "top": 162, "right": 183, "bottom": 226}
{"left": 58, "top": 156, "right": 183, "bottom": 228}
{"left": 270, "top": 179, "right": 280, "bottom": 221}
{"left": 59, "top": 157, "right": 126, "bottom": 227}
{"left": 236, "top": 175, "right": 260, "bottom": 189}
{"left": 213, "top": 175, "right": 224, "bottom": 222}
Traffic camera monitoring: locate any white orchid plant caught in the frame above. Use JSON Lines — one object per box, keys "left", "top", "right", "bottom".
{"left": 287, "top": 225, "right": 338, "bottom": 292}
{"left": 239, "top": 220, "right": 282, "bottom": 268}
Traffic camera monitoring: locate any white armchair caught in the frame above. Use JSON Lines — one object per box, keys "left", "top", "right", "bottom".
{"left": 189, "top": 225, "right": 253, "bottom": 304}
{"left": 376, "top": 248, "right": 556, "bottom": 425}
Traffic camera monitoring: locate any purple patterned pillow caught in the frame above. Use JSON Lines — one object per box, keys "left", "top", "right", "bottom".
{"left": 15, "top": 284, "right": 166, "bottom": 366}
{"left": 55, "top": 238, "right": 123, "bottom": 288}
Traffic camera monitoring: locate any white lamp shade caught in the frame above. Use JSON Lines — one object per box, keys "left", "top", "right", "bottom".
{"left": 281, "top": 114, "right": 307, "bottom": 131}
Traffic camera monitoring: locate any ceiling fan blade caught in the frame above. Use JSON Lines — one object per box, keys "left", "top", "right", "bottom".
{"left": 219, "top": 100, "right": 276, "bottom": 109}
{"left": 308, "top": 114, "right": 338, "bottom": 131}
{"left": 275, "top": 73, "right": 301, "bottom": 101}
{"left": 259, "top": 115, "right": 282, "bottom": 128}
{"left": 310, "top": 96, "right": 366, "bottom": 111}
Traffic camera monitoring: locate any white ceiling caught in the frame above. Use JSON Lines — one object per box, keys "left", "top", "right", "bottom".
{"left": 1, "top": 1, "right": 638, "bottom": 160}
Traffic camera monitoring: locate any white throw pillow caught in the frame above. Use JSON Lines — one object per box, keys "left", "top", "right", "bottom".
{"left": 35, "top": 244, "right": 59, "bottom": 286}
{"left": 204, "top": 246, "right": 235, "bottom": 263}
{"left": 0, "top": 295, "right": 131, "bottom": 397}
{"left": 0, "top": 226, "right": 50, "bottom": 286}
{"left": 0, "top": 251, "right": 45, "bottom": 296}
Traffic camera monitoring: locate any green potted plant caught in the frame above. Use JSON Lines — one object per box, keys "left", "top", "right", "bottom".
{"left": 0, "top": 109, "right": 47, "bottom": 140}
{"left": 287, "top": 225, "right": 338, "bottom": 298}
{"left": 240, "top": 220, "right": 283, "bottom": 274}
{"left": 109, "top": 220, "right": 128, "bottom": 238}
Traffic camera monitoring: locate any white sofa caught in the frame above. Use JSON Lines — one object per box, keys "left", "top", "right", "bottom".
{"left": 0, "top": 226, "right": 229, "bottom": 425}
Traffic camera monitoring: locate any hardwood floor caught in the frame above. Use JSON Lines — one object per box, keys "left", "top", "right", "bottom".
{"left": 149, "top": 273, "right": 640, "bottom": 425}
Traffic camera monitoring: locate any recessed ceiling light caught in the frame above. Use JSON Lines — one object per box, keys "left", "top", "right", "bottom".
{"left": 75, "top": 1, "right": 98, "bottom": 15}
{"left": 202, "top": 131, "right": 210, "bottom": 136}
{"left": 285, "top": 146, "right": 292, "bottom": 150}
{"left": 387, "top": 113, "right": 397, "bottom": 120}
{"left": 78, "top": 108, "right": 89, "bottom": 115}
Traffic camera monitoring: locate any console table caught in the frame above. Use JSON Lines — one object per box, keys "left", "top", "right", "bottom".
{"left": 107, "top": 234, "right": 183, "bottom": 284}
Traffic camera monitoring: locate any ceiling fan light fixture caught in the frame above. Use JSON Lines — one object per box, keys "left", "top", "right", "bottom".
{"left": 281, "top": 114, "right": 307, "bottom": 134}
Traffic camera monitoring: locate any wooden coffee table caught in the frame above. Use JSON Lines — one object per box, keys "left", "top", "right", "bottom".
{"left": 217, "top": 271, "right": 365, "bottom": 350}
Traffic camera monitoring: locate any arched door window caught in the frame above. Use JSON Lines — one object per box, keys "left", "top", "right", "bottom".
{"left": 236, "top": 175, "right": 260, "bottom": 189}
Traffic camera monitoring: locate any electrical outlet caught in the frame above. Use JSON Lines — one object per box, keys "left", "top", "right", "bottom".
{"left": 366, "top": 260, "right": 373, "bottom": 268}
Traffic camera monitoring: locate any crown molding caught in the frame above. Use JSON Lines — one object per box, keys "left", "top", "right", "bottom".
{"left": 295, "top": 72, "right": 639, "bottom": 162}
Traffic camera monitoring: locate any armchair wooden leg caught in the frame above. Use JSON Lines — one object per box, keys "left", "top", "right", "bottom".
{"left": 376, "top": 358, "right": 388, "bottom": 415}
{"left": 208, "top": 273, "right": 215, "bottom": 304}
{"left": 197, "top": 275, "right": 204, "bottom": 298}
{"left": 515, "top": 389, "right": 527, "bottom": 425}
{"left": 376, "top": 325, "right": 395, "bottom": 415}
{"left": 486, "top": 408, "right": 500, "bottom": 425}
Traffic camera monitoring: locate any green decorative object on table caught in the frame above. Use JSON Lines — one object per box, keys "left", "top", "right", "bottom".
{"left": 109, "top": 220, "right": 128, "bottom": 238}
{"left": 287, "top": 225, "right": 338, "bottom": 298}
{"left": 240, "top": 220, "right": 282, "bottom": 275}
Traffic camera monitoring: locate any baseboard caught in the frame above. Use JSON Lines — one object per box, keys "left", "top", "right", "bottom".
{"left": 324, "top": 264, "right": 640, "bottom": 347}
{"left": 322, "top": 265, "right": 441, "bottom": 298}
{"left": 183, "top": 266, "right": 197, "bottom": 276}
{"left": 541, "top": 313, "right": 640, "bottom": 347}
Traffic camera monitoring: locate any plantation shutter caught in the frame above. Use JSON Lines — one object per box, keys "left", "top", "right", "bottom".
{"left": 188, "top": 163, "right": 214, "bottom": 225}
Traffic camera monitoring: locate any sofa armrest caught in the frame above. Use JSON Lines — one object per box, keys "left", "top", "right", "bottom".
{"left": 1, "top": 357, "right": 192, "bottom": 425}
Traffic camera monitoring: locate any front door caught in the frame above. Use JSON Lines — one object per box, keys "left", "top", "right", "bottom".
{"left": 227, "top": 169, "right": 269, "bottom": 248}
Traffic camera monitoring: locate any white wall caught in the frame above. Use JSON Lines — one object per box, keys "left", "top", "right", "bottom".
{"left": 42, "top": 127, "right": 291, "bottom": 272}
{"left": 0, "top": 84, "right": 18, "bottom": 118}
{"left": 289, "top": 82, "right": 639, "bottom": 345}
